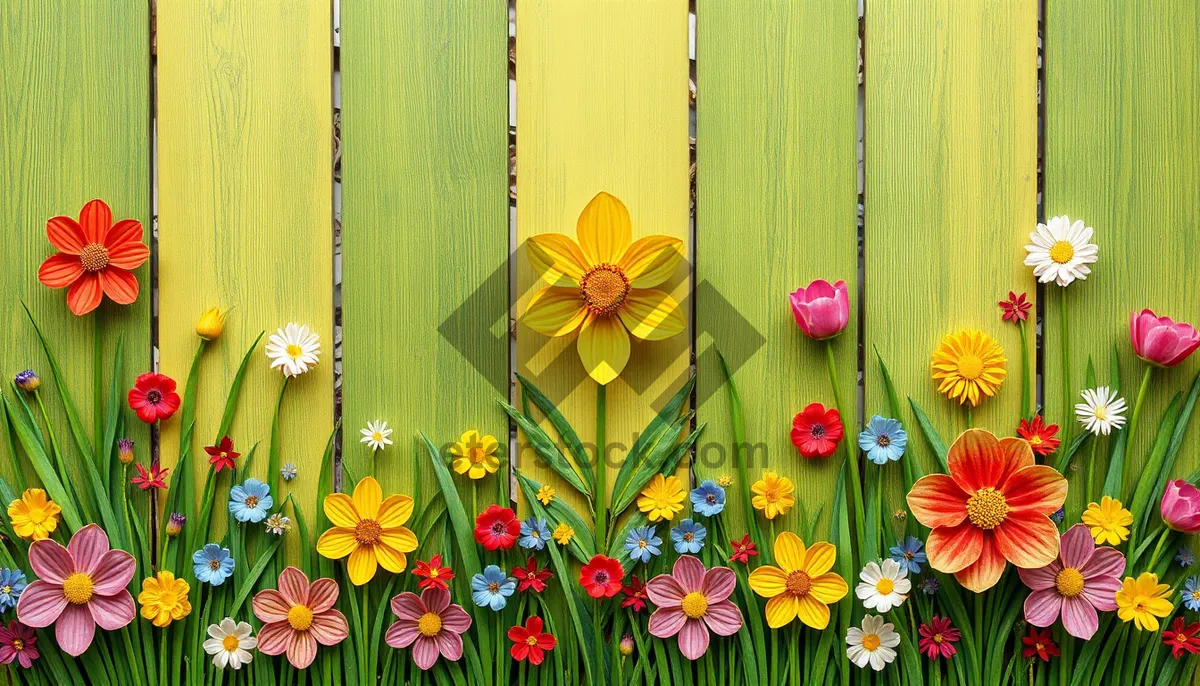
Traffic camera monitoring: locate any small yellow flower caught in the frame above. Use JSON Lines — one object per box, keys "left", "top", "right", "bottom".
{"left": 450, "top": 430, "right": 500, "bottom": 480}
{"left": 552, "top": 523, "right": 575, "bottom": 546}
{"left": 716, "top": 474, "right": 733, "bottom": 488}
{"left": 536, "top": 485, "right": 555, "bottom": 506}
{"left": 930, "top": 329, "right": 1007, "bottom": 407}
{"left": 139, "top": 571, "right": 192, "bottom": 627}
{"left": 748, "top": 532, "right": 848, "bottom": 629}
{"left": 195, "top": 307, "right": 227, "bottom": 340}
{"left": 1081, "top": 496, "right": 1133, "bottom": 545}
{"left": 316, "top": 476, "right": 418, "bottom": 585}
{"left": 1115, "top": 572, "right": 1173, "bottom": 631}
{"left": 8, "top": 488, "right": 61, "bottom": 540}
{"left": 636, "top": 474, "right": 686, "bottom": 522}
{"left": 751, "top": 471, "right": 795, "bottom": 520}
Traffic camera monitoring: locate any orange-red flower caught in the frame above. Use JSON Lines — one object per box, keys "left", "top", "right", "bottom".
{"left": 906, "top": 429, "right": 1067, "bottom": 592}
{"left": 37, "top": 199, "right": 149, "bottom": 315}
{"left": 1016, "top": 416, "right": 1060, "bottom": 457}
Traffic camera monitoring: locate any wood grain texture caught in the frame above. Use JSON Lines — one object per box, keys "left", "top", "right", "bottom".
{"left": 157, "top": 0, "right": 333, "bottom": 528}
{"left": 0, "top": 1, "right": 151, "bottom": 487}
{"left": 515, "top": 0, "right": 691, "bottom": 515}
{"left": 695, "top": 0, "right": 859, "bottom": 536}
{"left": 340, "top": 1, "right": 508, "bottom": 505}
{"left": 1045, "top": 1, "right": 1200, "bottom": 505}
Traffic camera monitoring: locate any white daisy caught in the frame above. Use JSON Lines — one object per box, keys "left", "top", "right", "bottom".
{"left": 846, "top": 614, "right": 900, "bottom": 672}
{"left": 202, "top": 617, "right": 256, "bottom": 670}
{"left": 265, "top": 323, "right": 321, "bottom": 377}
{"left": 855, "top": 559, "right": 910, "bottom": 612}
{"left": 360, "top": 420, "right": 393, "bottom": 451}
{"left": 1075, "top": 386, "right": 1127, "bottom": 436}
{"left": 1024, "top": 215, "right": 1099, "bottom": 287}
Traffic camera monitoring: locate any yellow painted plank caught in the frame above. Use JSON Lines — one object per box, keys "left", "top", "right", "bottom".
{"left": 157, "top": 0, "right": 333, "bottom": 531}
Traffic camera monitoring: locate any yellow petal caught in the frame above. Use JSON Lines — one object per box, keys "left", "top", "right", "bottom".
{"left": 347, "top": 545, "right": 378, "bottom": 586}
{"left": 747, "top": 566, "right": 787, "bottom": 598}
{"left": 352, "top": 477, "right": 383, "bottom": 521}
{"left": 373, "top": 543, "right": 408, "bottom": 574}
{"left": 523, "top": 287, "right": 588, "bottom": 336}
{"left": 808, "top": 573, "right": 849, "bottom": 604}
{"left": 316, "top": 528, "right": 359, "bottom": 560}
{"left": 376, "top": 495, "right": 415, "bottom": 529}
{"left": 576, "top": 192, "right": 631, "bottom": 265}
{"left": 323, "top": 493, "right": 360, "bottom": 528}
{"left": 618, "top": 290, "right": 686, "bottom": 341}
{"left": 527, "top": 233, "right": 590, "bottom": 285}
{"left": 773, "top": 532, "right": 807, "bottom": 573}
{"left": 617, "top": 235, "right": 684, "bottom": 288}
{"left": 803, "top": 542, "right": 838, "bottom": 577}
{"left": 795, "top": 594, "right": 831, "bottom": 630}
{"left": 381, "top": 527, "right": 419, "bottom": 554}
{"left": 764, "top": 594, "right": 799, "bottom": 629}
{"left": 576, "top": 314, "right": 630, "bottom": 386}
{"left": 452, "top": 457, "right": 471, "bottom": 474}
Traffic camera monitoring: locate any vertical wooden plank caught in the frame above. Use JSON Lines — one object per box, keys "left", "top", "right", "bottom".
{"left": 340, "top": 2, "right": 509, "bottom": 503}
{"left": 516, "top": 0, "right": 690, "bottom": 515}
{"left": 695, "top": 0, "right": 859, "bottom": 535}
{"left": 1045, "top": 3, "right": 1200, "bottom": 501}
{"left": 157, "top": 0, "right": 333, "bottom": 526}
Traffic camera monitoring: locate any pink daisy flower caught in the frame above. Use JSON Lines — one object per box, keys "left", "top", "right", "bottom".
{"left": 252, "top": 566, "right": 349, "bottom": 669}
{"left": 1018, "top": 523, "right": 1125, "bottom": 640}
{"left": 386, "top": 587, "right": 472, "bottom": 670}
{"left": 645, "top": 555, "right": 743, "bottom": 660}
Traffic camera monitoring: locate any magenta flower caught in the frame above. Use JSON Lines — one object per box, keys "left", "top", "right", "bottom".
{"left": 386, "top": 587, "right": 472, "bottom": 670}
{"left": 789, "top": 279, "right": 850, "bottom": 340}
{"left": 15, "top": 524, "right": 135, "bottom": 656}
{"left": 646, "top": 555, "right": 743, "bottom": 660}
{"left": 1162, "top": 480, "right": 1200, "bottom": 533}
{"left": 1131, "top": 309, "right": 1200, "bottom": 368}
{"left": 1017, "top": 524, "right": 1124, "bottom": 640}
{"left": 0, "top": 621, "right": 38, "bottom": 668}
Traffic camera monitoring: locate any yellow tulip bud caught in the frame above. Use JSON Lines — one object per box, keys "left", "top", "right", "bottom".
{"left": 195, "top": 307, "right": 226, "bottom": 340}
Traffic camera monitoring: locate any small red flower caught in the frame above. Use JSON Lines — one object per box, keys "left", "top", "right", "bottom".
{"left": 474, "top": 505, "right": 520, "bottom": 551}
{"left": 999, "top": 291, "right": 1032, "bottom": 324}
{"left": 411, "top": 555, "right": 454, "bottom": 591}
{"left": 1162, "top": 617, "right": 1200, "bottom": 659}
{"left": 131, "top": 462, "right": 169, "bottom": 491}
{"left": 508, "top": 616, "right": 556, "bottom": 665}
{"left": 729, "top": 535, "right": 758, "bottom": 564}
{"left": 620, "top": 575, "right": 649, "bottom": 612}
{"left": 204, "top": 436, "right": 240, "bottom": 472}
{"left": 127, "top": 373, "right": 181, "bottom": 424}
{"left": 0, "top": 620, "right": 39, "bottom": 668}
{"left": 579, "top": 555, "right": 624, "bottom": 599}
{"left": 790, "top": 403, "right": 843, "bottom": 458}
{"left": 513, "top": 557, "right": 553, "bottom": 593}
{"left": 1016, "top": 416, "right": 1060, "bottom": 457}
{"left": 37, "top": 199, "right": 150, "bottom": 316}
{"left": 918, "top": 616, "right": 960, "bottom": 660}
{"left": 1021, "top": 627, "right": 1059, "bottom": 662}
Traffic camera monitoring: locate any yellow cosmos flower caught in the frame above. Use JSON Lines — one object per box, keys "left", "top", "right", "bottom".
{"left": 637, "top": 474, "right": 686, "bottom": 523}
{"left": 748, "top": 532, "right": 848, "bottom": 629}
{"left": 1115, "top": 572, "right": 1173, "bottom": 631}
{"left": 931, "top": 329, "right": 1007, "bottom": 407}
{"left": 450, "top": 430, "right": 500, "bottom": 480}
{"left": 316, "top": 476, "right": 419, "bottom": 585}
{"left": 536, "top": 485, "right": 555, "bottom": 506}
{"left": 552, "top": 523, "right": 575, "bottom": 545}
{"left": 1081, "top": 496, "right": 1133, "bottom": 545}
{"left": 139, "top": 571, "right": 192, "bottom": 627}
{"left": 751, "top": 471, "right": 795, "bottom": 520}
{"left": 8, "top": 488, "right": 61, "bottom": 540}
{"left": 522, "top": 192, "right": 687, "bottom": 385}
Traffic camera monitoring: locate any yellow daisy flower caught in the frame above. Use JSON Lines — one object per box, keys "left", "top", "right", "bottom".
{"left": 930, "top": 329, "right": 1007, "bottom": 407}
{"left": 636, "top": 474, "right": 686, "bottom": 523}
{"left": 450, "top": 430, "right": 500, "bottom": 480}
{"left": 316, "top": 476, "right": 419, "bottom": 585}
{"left": 536, "top": 485, "right": 555, "bottom": 506}
{"left": 716, "top": 474, "right": 733, "bottom": 488}
{"left": 1081, "top": 496, "right": 1133, "bottom": 545}
{"left": 748, "top": 532, "right": 848, "bottom": 629}
{"left": 139, "top": 571, "right": 192, "bottom": 627}
{"left": 1115, "top": 572, "right": 1173, "bottom": 631}
{"left": 751, "top": 471, "right": 795, "bottom": 520}
{"left": 522, "top": 192, "right": 687, "bottom": 385}
{"left": 8, "top": 488, "right": 61, "bottom": 540}
{"left": 552, "top": 523, "right": 575, "bottom": 545}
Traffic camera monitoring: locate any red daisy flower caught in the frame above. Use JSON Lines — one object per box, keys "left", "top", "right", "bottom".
{"left": 999, "top": 291, "right": 1033, "bottom": 324}
{"left": 579, "top": 555, "right": 624, "bottom": 599}
{"left": 918, "top": 616, "right": 961, "bottom": 660}
{"left": 1016, "top": 416, "right": 1060, "bottom": 457}
{"left": 37, "top": 199, "right": 149, "bottom": 316}
{"left": 127, "top": 373, "right": 181, "bottom": 424}
{"left": 204, "top": 436, "right": 241, "bottom": 472}
{"left": 1021, "top": 627, "right": 1059, "bottom": 662}
{"left": 508, "top": 616, "right": 556, "bottom": 665}
{"left": 790, "top": 403, "right": 843, "bottom": 458}
{"left": 131, "top": 462, "right": 169, "bottom": 492}
{"left": 620, "top": 575, "right": 649, "bottom": 612}
{"left": 729, "top": 535, "right": 758, "bottom": 564}
{"left": 474, "top": 505, "right": 520, "bottom": 551}
{"left": 513, "top": 557, "right": 553, "bottom": 593}
{"left": 411, "top": 554, "right": 454, "bottom": 591}
{"left": 1163, "top": 617, "right": 1200, "bottom": 659}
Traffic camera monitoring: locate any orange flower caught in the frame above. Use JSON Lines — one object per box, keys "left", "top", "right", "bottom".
{"left": 906, "top": 429, "right": 1067, "bottom": 593}
{"left": 37, "top": 199, "right": 149, "bottom": 315}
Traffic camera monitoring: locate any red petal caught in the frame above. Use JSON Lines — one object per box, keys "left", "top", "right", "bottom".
{"left": 104, "top": 218, "right": 143, "bottom": 250}
{"left": 106, "top": 225, "right": 149, "bottom": 269}
{"left": 78, "top": 200, "right": 112, "bottom": 244}
{"left": 948, "top": 430, "right": 1032, "bottom": 492}
{"left": 1001, "top": 465, "right": 1068, "bottom": 515}
{"left": 906, "top": 474, "right": 969, "bottom": 528}
{"left": 955, "top": 534, "right": 1007, "bottom": 592}
{"left": 98, "top": 268, "right": 139, "bottom": 305}
{"left": 38, "top": 253, "right": 84, "bottom": 289}
{"left": 47, "top": 216, "right": 87, "bottom": 254}
{"left": 925, "top": 521, "right": 983, "bottom": 573}
{"left": 65, "top": 273, "right": 102, "bottom": 315}
{"left": 994, "top": 514, "right": 1060, "bottom": 569}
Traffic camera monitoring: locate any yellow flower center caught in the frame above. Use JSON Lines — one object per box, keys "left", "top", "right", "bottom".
{"left": 28, "top": 508, "right": 48, "bottom": 525}
{"left": 681, "top": 592, "right": 708, "bottom": 619}
{"left": 1177, "top": 634, "right": 1190, "bottom": 646}
{"left": 286, "top": 343, "right": 303, "bottom": 358}
{"left": 372, "top": 432, "right": 383, "bottom": 442}
{"left": 1192, "top": 590, "right": 1200, "bottom": 602}
{"left": 1029, "top": 435, "right": 1043, "bottom": 445}
{"left": 208, "top": 559, "right": 222, "bottom": 571}
{"left": 428, "top": 568, "right": 440, "bottom": 579}
{"left": 956, "top": 354, "right": 984, "bottom": 380}
{"left": 762, "top": 486, "right": 781, "bottom": 504}
{"left": 876, "top": 578, "right": 895, "bottom": 595}
{"left": 244, "top": 496, "right": 259, "bottom": 509}
{"left": 862, "top": 633, "right": 881, "bottom": 651}
{"left": 488, "top": 581, "right": 501, "bottom": 593}
{"left": 469, "top": 448, "right": 487, "bottom": 464}
{"left": 933, "top": 634, "right": 944, "bottom": 644}
{"left": 62, "top": 572, "right": 94, "bottom": 605}
{"left": 785, "top": 570, "right": 812, "bottom": 597}
{"left": 1048, "top": 240, "right": 1075, "bottom": 264}
{"left": 966, "top": 487, "right": 1009, "bottom": 529}
{"left": 417, "top": 611, "right": 442, "bottom": 637}
{"left": 222, "top": 635, "right": 240, "bottom": 652}
{"left": 638, "top": 540, "right": 648, "bottom": 549}
{"left": 1092, "top": 406, "right": 1108, "bottom": 420}
{"left": 2, "top": 586, "right": 11, "bottom": 595}
{"left": 1054, "top": 568, "right": 1085, "bottom": 597}
{"left": 287, "top": 605, "right": 314, "bottom": 631}
{"left": 79, "top": 243, "right": 110, "bottom": 272}
{"left": 526, "top": 635, "right": 539, "bottom": 647}
{"left": 354, "top": 519, "right": 382, "bottom": 545}
{"left": 11, "top": 639, "right": 23, "bottom": 652}
{"left": 580, "top": 264, "right": 630, "bottom": 316}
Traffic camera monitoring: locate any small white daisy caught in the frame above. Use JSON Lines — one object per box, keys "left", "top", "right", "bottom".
{"left": 1075, "top": 386, "right": 1127, "bottom": 436}
{"left": 265, "top": 323, "right": 321, "bottom": 377}
{"left": 202, "top": 617, "right": 256, "bottom": 670}
{"left": 1024, "top": 215, "right": 1099, "bottom": 287}
{"left": 855, "top": 559, "right": 910, "bottom": 613}
{"left": 264, "top": 513, "right": 292, "bottom": 536}
{"left": 360, "top": 420, "right": 393, "bottom": 451}
{"left": 846, "top": 614, "right": 900, "bottom": 672}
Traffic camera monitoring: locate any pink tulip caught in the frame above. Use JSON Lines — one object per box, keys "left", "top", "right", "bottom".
{"left": 790, "top": 279, "right": 849, "bottom": 340}
{"left": 1130, "top": 309, "right": 1200, "bottom": 367}
{"left": 1161, "top": 480, "right": 1200, "bottom": 533}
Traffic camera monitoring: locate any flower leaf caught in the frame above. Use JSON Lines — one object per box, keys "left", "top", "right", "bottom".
{"left": 497, "top": 400, "right": 590, "bottom": 496}
{"left": 610, "top": 375, "right": 695, "bottom": 511}
{"left": 0, "top": 393, "right": 83, "bottom": 531}
{"left": 515, "top": 373, "right": 594, "bottom": 491}
{"left": 907, "top": 397, "right": 949, "bottom": 472}
{"left": 609, "top": 412, "right": 695, "bottom": 516}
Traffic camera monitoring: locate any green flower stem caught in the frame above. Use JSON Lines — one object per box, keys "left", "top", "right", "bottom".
{"left": 594, "top": 381, "right": 608, "bottom": 682}
{"left": 1121, "top": 366, "right": 1155, "bottom": 491}
{"left": 35, "top": 390, "right": 91, "bottom": 523}
{"left": 1060, "top": 288, "right": 1072, "bottom": 444}
{"left": 1085, "top": 433, "right": 1099, "bottom": 508}
{"left": 1146, "top": 527, "right": 1171, "bottom": 571}
{"left": 1019, "top": 322, "right": 1031, "bottom": 417}
{"left": 825, "top": 340, "right": 866, "bottom": 564}
{"left": 93, "top": 308, "right": 103, "bottom": 461}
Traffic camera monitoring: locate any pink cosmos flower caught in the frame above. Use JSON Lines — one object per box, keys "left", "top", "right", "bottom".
{"left": 1130, "top": 309, "right": 1200, "bottom": 368}
{"left": 385, "top": 587, "right": 472, "bottom": 670}
{"left": 645, "top": 555, "right": 743, "bottom": 660}
{"left": 1161, "top": 479, "right": 1200, "bottom": 533}
{"left": 789, "top": 279, "right": 849, "bottom": 340}
{"left": 15, "top": 524, "right": 135, "bottom": 657}
{"left": 0, "top": 621, "right": 38, "bottom": 668}
{"left": 252, "top": 566, "right": 348, "bottom": 669}
{"left": 1017, "top": 524, "right": 1124, "bottom": 640}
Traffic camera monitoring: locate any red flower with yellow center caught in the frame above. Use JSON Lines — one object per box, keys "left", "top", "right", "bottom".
{"left": 1163, "top": 617, "right": 1200, "bottom": 659}
{"left": 204, "top": 436, "right": 241, "bottom": 472}
{"left": 1016, "top": 416, "right": 1060, "bottom": 457}
{"left": 37, "top": 199, "right": 149, "bottom": 315}
{"left": 411, "top": 555, "right": 454, "bottom": 591}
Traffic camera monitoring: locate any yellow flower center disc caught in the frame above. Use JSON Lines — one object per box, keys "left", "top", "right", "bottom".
{"left": 222, "top": 635, "right": 240, "bottom": 651}
{"left": 876, "top": 578, "right": 894, "bottom": 596}
{"left": 526, "top": 635, "right": 539, "bottom": 646}
{"left": 62, "top": 572, "right": 94, "bottom": 605}
{"left": 287, "top": 605, "right": 314, "bottom": 631}
{"left": 244, "top": 496, "right": 259, "bottom": 510}
{"left": 417, "top": 611, "right": 442, "bottom": 637}
{"left": 956, "top": 354, "right": 984, "bottom": 380}
{"left": 862, "top": 634, "right": 881, "bottom": 651}
{"left": 11, "top": 639, "right": 23, "bottom": 652}
{"left": 681, "top": 592, "right": 708, "bottom": 619}
{"left": 966, "top": 487, "right": 1009, "bottom": 530}
{"left": 580, "top": 264, "right": 629, "bottom": 316}
{"left": 286, "top": 344, "right": 303, "bottom": 358}
{"left": 355, "top": 519, "right": 383, "bottom": 545}
{"left": 1049, "top": 240, "right": 1075, "bottom": 264}
{"left": 785, "top": 570, "right": 812, "bottom": 597}
{"left": 1055, "top": 568, "right": 1085, "bottom": 597}
{"left": 79, "top": 243, "right": 110, "bottom": 272}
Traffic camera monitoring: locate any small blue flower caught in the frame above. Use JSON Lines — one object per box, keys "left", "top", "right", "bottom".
{"left": 670, "top": 519, "right": 707, "bottom": 554}
{"left": 1178, "top": 547, "right": 1196, "bottom": 568}
{"left": 471, "top": 565, "right": 516, "bottom": 611}
{"left": 918, "top": 577, "right": 940, "bottom": 596}
{"left": 229, "top": 478, "right": 273, "bottom": 523}
{"left": 519, "top": 517, "right": 552, "bottom": 551}
{"left": 192, "top": 544, "right": 235, "bottom": 586}
{"left": 689, "top": 481, "right": 726, "bottom": 517}
{"left": 888, "top": 536, "right": 927, "bottom": 575}
{"left": 1050, "top": 507, "right": 1065, "bottom": 525}
{"left": 624, "top": 526, "right": 663, "bottom": 564}
{"left": 0, "top": 569, "right": 27, "bottom": 612}
{"left": 858, "top": 415, "right": 907, "bottom": 465}
{"left": 281, "top": 463, "right": 298, "bottom": 481}
{"left": 1183, "top": 577, "right": 1200, "bottom": 612}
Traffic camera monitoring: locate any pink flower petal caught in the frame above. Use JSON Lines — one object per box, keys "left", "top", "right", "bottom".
{"left": 391, "top": 592, "right": 425, "bottom": 621}
{"left": 306, "top": 578, "right": 339, "bottom": 614}
{"left": 702, "top": 599, "right": 743, "bottom": 636}
{"left": 89, "top": 590, "right": 135, "bottom": 631}
{"left": 67, "top": 525, "right": 111, "bottom": 575}
{"left": 648, "top": 607, "right": 687, "bottom": 639}
{"left": 16, "top": 581, "right": 67, "bottom": 628}
{"left": 1057, "top": 525, "right": 1095, "bottom": 569}
{"left": 278, "top": 567, "right": 310, "bottom": 606}
{"left": 386, "top": 620, "right": 420, "bottom": 649}
{"left": 412, "top": 634, "right": 440, "bottom": 670}
{"left": 440, "top": 604, "right": 472, "bottom": 634}
{"left": 700, "top": 567, "right": 737, "bottom": 603}
{"left": 421, "top": 587, "right": 450, "bottom": 614}
{"left": 286, "top": 629, "right": 317, "bottom": 669}
{"left": 1080, "top": 546, "right": 1126, "bottom": 581}
{"left": 436, "top": 629, "right": 464, "bottom": 662}
{"left": 1060, "top": 595, "right": 1100, "bottom": 640}
{"left": 253, "top": 589, "right": 292, "bottom": 623}
{"left": 677, "top": 618, "right": 710, "bottom": 660}
{"left": 645, "top": 574, "right": 686, "bottom": 608}
{"left": 672, "top": 555, "right": 706, "bottom": 593}
{"left": 1017, "top": 561, "right": 1061, "bottom": 591}
{"left": 308, "top": 609, "right": 348, "bottom": 646}
{"left": 55, "top": 604, "right": 96, "bottom": 657}
{"left": 1022, "top": 588, "right": 1062, "bottom": 628}
{"left": 28, "top": 539, "right": 73, "bottom": 584}
{"left": 1081, "top": 575, "right": 1122, "bottom": 612}
{"left": 90, "top": 550, "right": 136, "bottom": 595}
{"left": 256, "top": 621, "right": 292, "bottom": 655}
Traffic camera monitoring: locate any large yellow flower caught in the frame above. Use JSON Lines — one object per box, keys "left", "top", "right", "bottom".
{"left": 748, "top": 532, "right": 848, "bottom": 629}
{"left": 1115, "top": 572, "right": 1173, "bottom": 631}
{"left": 316, "top": 476, "right": 418, "bottom": 585}
{"left": 1081, "top": 496, "right": 1133, "bottom": 545}
{"left": 450, "top": 430, "right": 500, "bottom": 480}
{"left": 636, "top": 474, "right": 686, "bottom": 522}
{"left": 8, "top": 488, "right": 61, "bottom": 540}
{"left": 523, "top": 192, "right": 686, "bottom": 385}
{"left": 751, "top": 471, "right": 795, "bottom": 520}
{"left": 139, "top": 571, "right": 192, "bottom": 627}
{"left": 931, "top": 329, "right": 1007, "bottom": 406}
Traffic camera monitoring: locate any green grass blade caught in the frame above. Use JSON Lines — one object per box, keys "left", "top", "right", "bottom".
{"left": 228, "top": 535, "right": 284, "bottom": 616}
{"left": 516, "top": 373, "right": 594, "bottom": 491}
{"left": 717, "top": 349, "right": 765, "bottom": 551}
{"left": 517, "top": 473, "right": 595, "bottom": 564}
{"left": 610, "top": 412, "right": 693, "bottom": 515}
{"left": 21, "top": 301, "right": 94, "bottom": 463}
{"left": 498, "top": 400, "right": 590, "bottom": 496}
{"left": 101, "top": 336, "right": 125, "bottom": 481}
{"left": 610, "top": 375, "right": 695, "bottom": 509}
{"left": 1, "top": 394, "right": 83, "bottom": 531}
{"left": 218, "top": 332, "right": 265, "bottom": 439}
{"left": 907, "top": 397, "right": 949, "bottom": 472}
{"left": 1127, "top": 393, "right": 1182, "bottom": 555}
